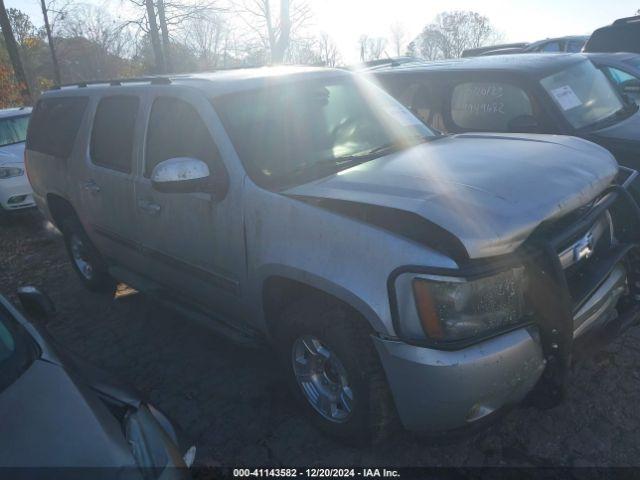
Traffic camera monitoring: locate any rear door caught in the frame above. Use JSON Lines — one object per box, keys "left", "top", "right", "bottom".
{"left": 79, "top": 94, "right": 144, "bottom": 266}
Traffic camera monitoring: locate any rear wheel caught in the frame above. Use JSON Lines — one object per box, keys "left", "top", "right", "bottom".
{"left": 61, "top": 218, "right": 115, "bottom": 293}
{"left": 277, "top": 295, "right": 397, "bottom": 443}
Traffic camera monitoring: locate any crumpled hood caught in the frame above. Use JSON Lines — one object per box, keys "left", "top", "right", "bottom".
{"left": 0, "top": 142, "right": 25, "bottom": 166}
{"left": 285, "top": 133, "right": 618, "bottom": 259}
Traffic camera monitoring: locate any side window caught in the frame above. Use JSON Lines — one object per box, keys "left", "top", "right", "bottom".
{"left": 90, "top": 96, "right": 139, "bottom": 173}
{"left": 145, "top": 97, "right": 221, "bottom": 177}
{"left": 541, "top": 41, "right": 561, "bottom": 52}
{"left": 604, "top": 67, "right": 640, "bottom": 103}
{"left": 392, "top": 81, "right": 446, "bottom": 132}
{"left": 566, "top": 40, "right": 584, "bottom": 53}
{"left": 604, "top": 67, "right": 637, "bottom": 86}
{"left": 451, "top": 82, "right": 534, "bottom": 131}
{"left": 26, "top": 97, "right": 88, "bottom": 158}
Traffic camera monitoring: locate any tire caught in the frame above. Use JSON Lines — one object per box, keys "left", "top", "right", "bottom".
{"left": 61, "top": 217, "right": 115, "bottom": 293}
{"left": 276, "top": 294, "right": 397, "bottom": 444}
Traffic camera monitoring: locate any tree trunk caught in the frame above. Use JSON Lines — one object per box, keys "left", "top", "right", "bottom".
{"left": 0, "top": 0, "right": 31, "bottom": 103}
{"left": 39, "top": 0, "right": 61, "bottom": 85}
{"left": 144, "top": 0, "right": 165, "bottom": 73}
{"left": 271, "top": 0, "right": 290, "bottom": 63}
{"left": 156, "top": 0, "right": 172, "bottom": 72}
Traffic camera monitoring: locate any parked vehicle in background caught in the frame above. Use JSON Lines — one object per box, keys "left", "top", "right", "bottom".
{"left": 0, "top": 108, "right": 35, "bottom": 222}
{"left": 587, "top": 52, "right": 640, "bottom": 105}
{"left": 461, "top": 36, "right": 589, "bottom": 57}
{"left": 24, "top": 67, "right": 640, "bottom": 441}
{"left": 370, "top": 54, "right": 640, "bottom": 169}
{"left": 461, "top": 43, "right": 529, "bottom": 57}
{"left": 584, "top": 16, "right": 640, "bottom": 54}
{"left": 0, "top": 287, "right": 194, "bottom": 473}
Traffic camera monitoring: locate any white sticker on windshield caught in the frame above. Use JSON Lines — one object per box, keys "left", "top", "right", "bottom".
{"left": 551, "top": 85, "right": 582, "bottom": 111}
{"left": 385, "top": 105, "right": 423, "bottom": 126}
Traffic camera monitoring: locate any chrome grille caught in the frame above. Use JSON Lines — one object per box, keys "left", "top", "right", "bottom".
{"left": 558, "top": 211, "right": 614, "bottom": 271}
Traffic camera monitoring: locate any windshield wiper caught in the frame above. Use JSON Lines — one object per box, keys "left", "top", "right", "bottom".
{"left": 333, "top": 135, "right": 434, "bottom": 164}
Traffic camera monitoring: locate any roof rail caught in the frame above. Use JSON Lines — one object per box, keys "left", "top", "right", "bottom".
{"left": 613, "top": 15, "right": 640, "bottom": 25}
{"left": 51, "top": 76, "right": 172, "bottom": 90}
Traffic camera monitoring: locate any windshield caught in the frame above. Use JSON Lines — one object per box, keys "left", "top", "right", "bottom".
{"left": 0, "top": 305, "right": 35, "bottom": 393}
{"left": 212, "top": 76, "right": 436, "bottom": 189}
{"left": 0, "top": 115, "right": 30, "bottom": 147}
{"left": 541, "top": 61, "right": 624, "bottom": 130}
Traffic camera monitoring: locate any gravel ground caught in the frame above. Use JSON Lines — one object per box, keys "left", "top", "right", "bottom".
{"left": 2, "top": 211, "right": 640, "bottom": 468}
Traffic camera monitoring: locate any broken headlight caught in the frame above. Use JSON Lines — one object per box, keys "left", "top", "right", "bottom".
{"left": 395, "top": 267, "right": 527, "bottom": 343}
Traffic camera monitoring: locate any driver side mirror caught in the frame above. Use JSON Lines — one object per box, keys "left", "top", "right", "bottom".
{"left": 151, "top": 157, "right": 218, "bottom": 195}
{"left": 508, "top": 114, "right": 540, "bottom": 133}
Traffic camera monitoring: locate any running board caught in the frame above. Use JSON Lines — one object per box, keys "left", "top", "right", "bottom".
{"left": 108, "top": 265, "right": 263, "bottom": 347}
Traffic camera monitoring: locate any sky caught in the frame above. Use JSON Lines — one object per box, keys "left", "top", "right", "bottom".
{"left": 7, "top": 0, "right": 640, "bottom": 62}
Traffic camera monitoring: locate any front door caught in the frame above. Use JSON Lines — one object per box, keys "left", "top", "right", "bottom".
{"left": 133, "top": 89, "right": 246, "bottom": 319}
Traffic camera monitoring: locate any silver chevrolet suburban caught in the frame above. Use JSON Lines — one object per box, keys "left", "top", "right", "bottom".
{"left": 24, "top": 67, "right": 640, "bottom": 442}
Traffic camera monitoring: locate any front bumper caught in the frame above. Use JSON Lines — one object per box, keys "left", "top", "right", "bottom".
{"left": 373, "top": 327, "right": 545, "bottom": 432}
{"left": 379, "top": 168, "right": 640, "bottom": 433}
{"left": 0, "top": 172, "right": 35, "bottom": 211}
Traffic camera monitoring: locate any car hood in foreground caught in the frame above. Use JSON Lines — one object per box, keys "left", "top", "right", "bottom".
{"left": 285, "top": 133, "right": 618, "bottom": 259}
{"left": 0, "top": 359, "right": 137, "bottom": 468}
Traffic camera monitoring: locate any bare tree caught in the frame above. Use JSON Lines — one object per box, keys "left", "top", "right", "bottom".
{"left": 58, "top": 5, "right": 132, "bottom": 58}
{"left": 123, "top": 0, "right": 165, "bottom": 72}
{"left": 316, "top": 32, "right": 340, "bottom": 67}
{"left": 0, "top": 0, "right": 31, "bottom": 102}
{"left": 181, "top": 8, "right": 227, "bottom": 68}
{"left": 389, "top": 22, "right": 406, "bottom": 57}
{"left": 412, "top": 10, "right": 501, "bottom": 60}
{"left": 415, "top": 29, "right": 443, "bottom": 60}
{"left": 235, "top": 0, "right": 312, "bottom": 63}
{"left": 358, "top": 35, "right": 387, "bottom": 62}
{"left": 156, "top": 0, "right": 172, "bottom": 71}
{"left": 39, "top": 0, "right": 61, "bottom": 84}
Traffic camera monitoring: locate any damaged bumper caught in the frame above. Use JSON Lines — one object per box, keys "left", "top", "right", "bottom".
{"left": 373, "top": 326, "right": 545, "bottom": 432}
{"left": 378, "top": 167, "right": 640, "bottom": 433}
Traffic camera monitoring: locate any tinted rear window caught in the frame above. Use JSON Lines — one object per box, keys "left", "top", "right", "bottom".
{"left": 26, "top": 97, "right": 88, "bottom": 158}
{"left": 90, "top": 96, "right": 139, "bottom": 173}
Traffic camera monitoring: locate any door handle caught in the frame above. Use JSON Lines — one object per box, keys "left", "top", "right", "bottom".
{"left": 83, "top": 180, "right": 101, "bottom": 194}
{"left": 138, "top": 199, "right": 161, "bottom": 216}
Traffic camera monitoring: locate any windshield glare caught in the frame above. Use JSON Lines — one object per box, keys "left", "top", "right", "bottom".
{"left": 213, "top": 76, "right": 435, "bottom": 189}
{"left": 0, "top": 115, "right": 30, "bottom": 147}
{"left": 541, "top": 61, "right": 624, "bottom": 130}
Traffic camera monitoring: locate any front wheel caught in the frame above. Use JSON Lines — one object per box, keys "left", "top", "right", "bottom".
{"left": 277, "top": 295, "right": 397, "bottom": 443}
{"left": 61, "top": 218, "right": 115, "bottom": 293}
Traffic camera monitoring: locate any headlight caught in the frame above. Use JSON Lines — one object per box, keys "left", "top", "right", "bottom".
{"left": 395, "top": 267, "right": 527, "bottom": 343}
{"left": 0, "top": 166, "right": 24, "bottom": 178}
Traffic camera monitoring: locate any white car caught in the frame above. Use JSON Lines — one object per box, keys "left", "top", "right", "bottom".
{"left": 0, "top": 107, "right": 35, "bottom": 221}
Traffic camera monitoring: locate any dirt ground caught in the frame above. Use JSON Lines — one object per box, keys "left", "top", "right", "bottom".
{"left": 2, "top": 211, "right": 640, "bottom": 468}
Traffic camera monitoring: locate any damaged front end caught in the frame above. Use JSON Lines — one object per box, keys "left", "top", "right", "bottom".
{"left": 518, "top": 166, "right": 640, "bottom": 407}
{"left": 377, "top": 167, "right": 640, "bottom": 432}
